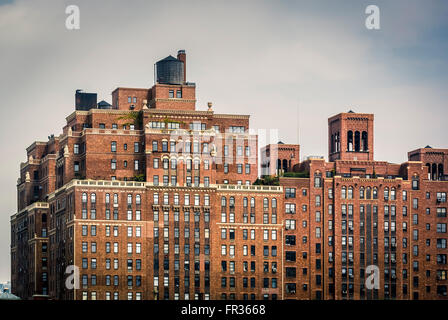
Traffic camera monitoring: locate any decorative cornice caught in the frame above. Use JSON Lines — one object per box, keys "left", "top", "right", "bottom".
{"left": 145, "top": 109, "right": 213, "bottom": 117}
{"left": 12, "top": 201, "right": 49, "bottom": 218}
{"left": 149, "top": 98, "right": 196, "bottom": 104}
{"left": 214, "top": 114, "right": 250, "bottom": 119}
{"left": 25, "top": 141, "right": 47, "bottom": 153}
{"left": 217, "top": 184, "right": 283, "bottom": 193}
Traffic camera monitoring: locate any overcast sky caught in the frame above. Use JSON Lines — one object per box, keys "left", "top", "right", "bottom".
{"left": 0, "top": 0, "right": 447, "bottom": 282}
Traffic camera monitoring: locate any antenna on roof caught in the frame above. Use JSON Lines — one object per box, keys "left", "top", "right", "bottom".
{"left": 297, "top": 99, "right": 300, "bottom": 145}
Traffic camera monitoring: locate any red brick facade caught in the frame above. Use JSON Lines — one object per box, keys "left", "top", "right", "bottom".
{"left": 10, "top": 51, "right": 448, "bottom": 300}
{"left": 261, "top": 143, "right": 300, "bottom": 176}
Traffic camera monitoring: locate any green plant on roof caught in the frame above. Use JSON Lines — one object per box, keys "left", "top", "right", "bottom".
{"left": 117, "top": 111, "right": 143, "bottom": 127}
{"left": 162, "top": 117, "right": 184, "bottom": 125}
{"left": 283, "top": 171, "right": 309, "bottom": 178}
{"left": 133, "top": 173, "right": 146, "bottom": 182}
{"left": 254, "top": 175, "right": 280, "bottom": 186}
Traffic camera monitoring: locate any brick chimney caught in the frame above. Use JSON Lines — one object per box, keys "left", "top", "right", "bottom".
{"left": 177, "top": 50, "right": 186, "bottom": 83}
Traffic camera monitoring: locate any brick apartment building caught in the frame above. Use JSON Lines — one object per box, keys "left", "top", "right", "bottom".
{"left": 10, "top": 50, "right": 448, "bottom": 300}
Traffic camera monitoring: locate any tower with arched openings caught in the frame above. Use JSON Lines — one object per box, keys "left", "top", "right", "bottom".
{"left": 328, "top": 110, "right": 374, "bottom": 162}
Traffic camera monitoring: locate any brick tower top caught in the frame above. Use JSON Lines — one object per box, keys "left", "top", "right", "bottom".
{"left": 328, "top": 110, "right": 374, "bottom": 162}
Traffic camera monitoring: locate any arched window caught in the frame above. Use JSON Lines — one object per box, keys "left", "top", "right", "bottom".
{"left": 263, "top": 198, "right": 269, "bottom": 209}
{"left": 348, "top": 186, "right": 353, "bottom": 199}
{"left": 347, "top": 131, "right": 353, "bottom": 151}
{"left": 90, "top": 193, "right": 96, "bottom": 203}
{"left": 354, "top": 131, "right": 360, "bottom": 152}
{"left": 384, "top": 188, "right": 389, "bottom": 200}
{"left": 283, "top": 159, "right": 288, "bottom": 172}
{"left": 391, "top": 188, "right": 396, "bottom": 200}
{"left": 366, "top": 187, "right": 371, "bottom": 199}
{"left": 373, "top": 187, "right": 378, "bottom": 199}
{"left": 229, "top": 197, "right": 235, "bottom": 208}
{"left": 432, "top": 163, "right": 437, "bottom": 181}
{"left": 359, "top": 187, "right": 365, "bottom": 199}
{"left": 42, "top": 214, "right": 47, "bottom": 223}
{"left": 272, "top": 198, "right": 277, "bottom": 208}
{"left": 314, "top": 172, "right": 322, "bottom": 188}
{"left": 426, "top": 163, "right": 431, "bottom": 180}
{"left": 105, "top": 193, "right": 110, "bottom": 204}
{"left": 136, "top": 194, "right": 141, "bottom": 205}
{"left": 341, "top": 186, "right": 347, "bottom": 199}
{"left": 362, "top": 131, "right": 368, "bottom": 151}
{"left": 127, "top": 194, "right": 132, "bottom": 205}
{"left": 250, "top": 197, "right": 255, "bottom": 208}
{"left": 438, "top": 164, "right": 444, "bottom": 180}
{"left": 82, "top": 192, "right": 87, "bottom": 203}
{"left": 221, "top": 197, "right": 226, "bottom": 207}
{"left": 243, "top": 197, "right": 248, "bottom": 208}
{"left": 412, "top": 175, "right": 419, "bottom": 190}
{"left": 277, "top": 159, "right": 281, "bottom": 170}
{"left": 113, "top": 193, "right": 118, "bottom": 204}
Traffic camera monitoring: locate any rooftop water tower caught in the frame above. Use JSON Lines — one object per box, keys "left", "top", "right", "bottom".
{"left": 155, "top": 50, "right": 186, "bottom": 85}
